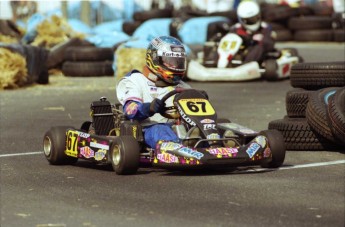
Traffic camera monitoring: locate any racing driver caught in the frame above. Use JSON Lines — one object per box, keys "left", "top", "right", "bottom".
{"left": 229, "top": 0, "right": 275, "bottom": 64}
{"left": 116, "top": 35, "right": 191, "bottom": 149}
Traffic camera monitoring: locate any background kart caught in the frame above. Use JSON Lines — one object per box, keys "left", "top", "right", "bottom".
{"left": 187, "top": 33, "right": 301, "bottom": 82}
{"left": 43, "top": 88, "right": 286, "bottom": 174}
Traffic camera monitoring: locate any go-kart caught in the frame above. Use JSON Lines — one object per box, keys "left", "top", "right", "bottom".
{"left": 43, "top": 88, "right": 286, "bottom": 175}
{"left": 187, "top": 33, "right": 300, "bottom": 82}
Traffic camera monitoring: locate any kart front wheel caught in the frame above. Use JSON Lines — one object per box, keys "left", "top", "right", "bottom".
{"left": 110, "top": 136, "right": 140, "bottom": 175}
{"left": 263, "top": 59, "right": 279, "bottom": 81}
{"left": 259, "top": 129, "right": 286, "bottom": 168}
{"left": 43, "top": 126, "right": 78, "bottom": 165}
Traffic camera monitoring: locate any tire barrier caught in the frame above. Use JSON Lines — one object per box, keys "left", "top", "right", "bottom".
{"left": 61, "top": 44, "right": 114, "bottom": 77}
{"left": 261, "top": 4, "right": 343, "bottom": 42}
{"left": 269, "top": 61, "right": 345, "bottom": 151}
{"left": 46, "top": 37, "right": 94, "bottom": 69}
{"left": 1, "top": 44, "right": 50, "bottom": 86}
{"left": 62, "top": 61, "right": 114, "bottom": 77}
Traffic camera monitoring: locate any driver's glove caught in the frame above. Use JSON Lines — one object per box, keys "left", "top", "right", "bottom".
{"left": 141, "top": 98, "right": 166, "bottom": 117}
{"left": 149, "top": 98, "right": 165, "bottom": 115}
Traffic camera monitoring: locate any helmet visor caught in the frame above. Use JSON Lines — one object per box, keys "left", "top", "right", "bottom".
{"left": 241, "top": 14, "right": 261, "bottom": 25}
{"left": 160, "top": 55, "right": 187, "bottom": 72}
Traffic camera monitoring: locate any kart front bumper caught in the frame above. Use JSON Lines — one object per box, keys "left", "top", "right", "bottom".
{"left": 152, "top": 136, "right": 272, "bottom": 169}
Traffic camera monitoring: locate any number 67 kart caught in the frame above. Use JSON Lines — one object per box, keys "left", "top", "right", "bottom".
{"left": 43, "top": 88, "right": 286, "bottom": 174}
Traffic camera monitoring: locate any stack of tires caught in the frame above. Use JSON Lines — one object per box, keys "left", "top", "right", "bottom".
{"left": 47, "top": 38, "right": 114, "bottom": 77}
{"left": 288, "top": 16, "right": 334, "bottom": 42}
{"left": 332, "top": 12, "right": 345, "bottom": 42}
{"left": 61, "top": 46, "right": 114, "bottom": 77}
{"left": 259, "top": 3, "right": 345, "bottom": 42}
{"left": 268, "top": 62, "right": 345, "bottom": 151}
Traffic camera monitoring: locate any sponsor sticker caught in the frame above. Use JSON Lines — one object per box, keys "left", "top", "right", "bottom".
{"left": 255, "top": 136, "right": 267, "bottom": 147}
{"left": 246, "top": 143, "right": 260, "bottom": 158}
{"left": 160, "top": 141, "right": 182, "bottom": 151}
{"left": 177, "top": 147, "right": 204, "bottom": 160}
{"left": 203, "top": 123, "right": 216, "bottom": 130}
{"left": 177, "top": 106, "right": 196, "bottom": 126}
{"left": 158, "top": 51, "right": 185, "bottom": 58}
{"left": 200, "top": 119, "right": 215, "bottom": 124}
{"left": 90, "top": 141, "right": 109, "bottom": 150}
{"left": 80, "top": 146, "right": 95, "bottom": 158}
{"left": 157, "top": 153, "right": 179, "bottom": 163}
{"left": 126, "top": 102, "right": 138, "bottom": 115}
{"left": 208, "top": 147, "right": 238, "bottom": 157}
{"left": 95, "top": 149, "right": 107, "bottom": 161}
{"left": 79, "top": 132, "right": 90, "bottom": 139}
{"left": 207, "top": 133, "right": 220, "bottom": 139}
{"left": 263, "top": 148, "right": 271, "bottom": 158}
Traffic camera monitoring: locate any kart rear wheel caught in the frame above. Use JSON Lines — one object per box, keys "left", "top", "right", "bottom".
{"left": 110, "top": 136, "right": 140, "bottom": 175}
{"left": 43, "top": 126, "right": 78, "bottom": 165}
{"left": 259, "top": 130, "right": 286, "bottom": 168}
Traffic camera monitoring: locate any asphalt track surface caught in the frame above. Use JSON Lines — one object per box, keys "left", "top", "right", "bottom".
{"left": 1, "top": 42, "right": 344, "bottom": 227}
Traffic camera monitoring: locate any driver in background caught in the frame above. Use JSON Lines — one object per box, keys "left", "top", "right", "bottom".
{"left": 229, "top": 0, "right": 275, "bottom": 64}
{"left": 116, "top": 35, "right": 191, "bottom": 149}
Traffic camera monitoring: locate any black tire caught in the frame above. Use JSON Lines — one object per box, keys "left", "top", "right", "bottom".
{"left": 268, "top": 117, "right": 340, "bottom": 151}
{"left": 311, "top": 4, "right": 333, "bottom": 16}
{"left": 46, "top": 38, "right": 93, "bottom": 69}
{"left": 262, "top": 5, "right": 297, "bottom": 22}
{"left": 36, "top": 69, "right": 49, "bottom": 85}
{"left": 327, "top": 88, "right": 345, "bottom": 145}
{"left": 288, "top": 16, "right": 333, "bottom": 30}
{"left": 306, "top": 87, "right": 340, "bottom": 143}
{"left": 133, "top": 8, "right": 172, "bottom": 22}
{"left": 269, "top": 22, "right": 287, "bottom": 30}
{"left": 0, "top": 19, "right": 22, "bottom": 39}
{"left": 333, "top": 29, "right": 345, "bottom": 42}
{"left": 273, "top": 29, "right": 293, "bottom": 41}
{"left": 122, "top": 21, "right": 142, "bottom": 36}
{"left": 64, "top": 47, "right": 114, "bottom": 61}
{"left": 263, "top": 59, "right": 278, "bottom": 81}
{"left": 109, "top": 136, "right": 140, "bottom": 175}
{"left": 43, "top": 126, "right": 78, "bottom": 165}
{"left": 332, "top": 12, "right": 345, "bottom": 29}
{"left": 62, "top": 61, "right": 114, "bottom": 77}
{"left": 259, "top": 130, "right": 286, "bottom": 168}
{"left": 290, "top": 62, "right": 345, "bottom": 90}
{"left": 296, "top": 6, "right": 314, "bottom": 16}
{"left": 286, "top": 88, "right": 315, "bottom": 118}
{"left": 293, "top": 30, "right": 333, "bottom": 42}
{"left": 206, "top": 21, "right": 232, "bottom": 41}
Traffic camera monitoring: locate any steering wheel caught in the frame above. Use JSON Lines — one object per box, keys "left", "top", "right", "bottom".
{"left": 159, "top": 88, "right": 187, "bottom": 119}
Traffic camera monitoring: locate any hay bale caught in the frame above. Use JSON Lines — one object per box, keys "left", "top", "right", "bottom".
{"left": 0, "top": 34, "right": 18, "bottom": 43}
{"left": 31, "top": 15, "right": 85, "bottom": 49}
{"left": 115, "top": 47, "right": 146, "bottom": 82}
{"left": 0, "top": 48, "right": 28, "bottom": 89}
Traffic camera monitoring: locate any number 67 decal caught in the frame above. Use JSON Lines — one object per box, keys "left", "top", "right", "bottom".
{"left": 178, "top": 99, "right": 215, "bottom": 116}
{"left": 66, "top": 131, "right": 78, "bottom": 157}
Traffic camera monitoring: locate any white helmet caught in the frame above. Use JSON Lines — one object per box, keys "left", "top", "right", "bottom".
{"left": 237, "top": 1, "right": 261, "bottom": 32}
